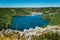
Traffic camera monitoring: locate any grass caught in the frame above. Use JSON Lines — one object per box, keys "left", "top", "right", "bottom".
{"left": 0, "top": 32, "right": 26, "bottom": 40}
{"left": 31, "top": 32, "right": 60, "bottom": 40}
{"left": 0, "top": 31, "right": 60, "bottom": 40}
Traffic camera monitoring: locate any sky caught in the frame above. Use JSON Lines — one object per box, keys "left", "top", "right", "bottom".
{"left": 0, "top": 0, "right": 60, "bottom": 8}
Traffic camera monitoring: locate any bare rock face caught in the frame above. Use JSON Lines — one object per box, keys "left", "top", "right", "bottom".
{"left": 0, "top": 25, "right": 60, "bottom": 40}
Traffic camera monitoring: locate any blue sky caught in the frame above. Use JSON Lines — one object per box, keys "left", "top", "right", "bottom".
{"left": 0, "top": 0, "right": 60, "bottom": 8}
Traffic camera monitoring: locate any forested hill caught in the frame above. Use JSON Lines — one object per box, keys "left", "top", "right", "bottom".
{"left": 0, "top": 7, "right": 60, "bottom": 16}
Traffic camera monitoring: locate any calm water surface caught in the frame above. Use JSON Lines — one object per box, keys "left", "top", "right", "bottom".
{"left": 12, "top": 15, "right": 48, "bottom": 31}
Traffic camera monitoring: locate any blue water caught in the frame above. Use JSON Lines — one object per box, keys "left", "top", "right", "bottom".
{"left": 12, "top": 15, "right": 48, "bottom": 31}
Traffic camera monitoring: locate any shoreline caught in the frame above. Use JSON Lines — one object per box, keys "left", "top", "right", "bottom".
{"left": 0, "top": 25, "right": 60, "bottom": 35}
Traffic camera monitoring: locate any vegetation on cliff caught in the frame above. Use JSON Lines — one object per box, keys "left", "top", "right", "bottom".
{"left": 41, "top": 13, "right": 60, "bottom": 26}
